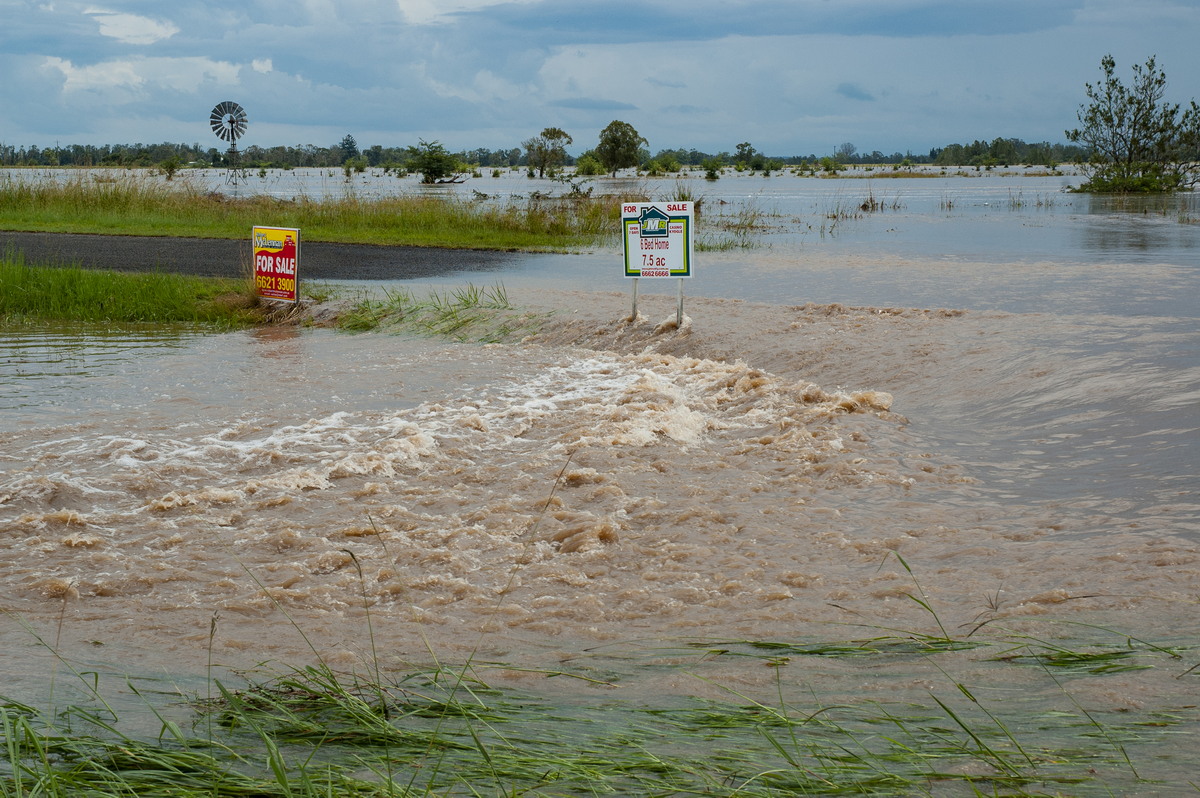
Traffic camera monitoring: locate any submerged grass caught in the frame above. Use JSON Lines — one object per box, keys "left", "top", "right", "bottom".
{"left": 4, "top": 554, "right": 1197, "bottom": 796}
{"left": 0, "top": 172, "right": 617, "bottom": 251}
{"left": 0, "top": 251, "right": 262, "bottom": 327}
{"left": 696, "top": 198, "right": 779, "bottom": 250}
{"left": 336, "top": 283, "right": 551, "bottom": 342}
{"left": 3, "top": 628, "right": 1194, "bottom": 797}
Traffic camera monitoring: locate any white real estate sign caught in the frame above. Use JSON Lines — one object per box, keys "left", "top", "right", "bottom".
{"left": 621, "top": 202, "right": 694, "bottom": 278}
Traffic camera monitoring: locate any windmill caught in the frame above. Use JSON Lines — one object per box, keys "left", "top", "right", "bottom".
{"left": 209, "top": 101, "right": 248, "bottom": 186}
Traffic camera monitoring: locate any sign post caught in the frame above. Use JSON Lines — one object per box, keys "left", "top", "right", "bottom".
{"left": 621, "top": 202, "right": 694, "bottom": 325}
{"left": 252, "top": 226, "right": 300, "bottom": 304}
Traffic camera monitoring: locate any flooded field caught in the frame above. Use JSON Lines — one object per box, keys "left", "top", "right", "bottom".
{"left": 2, "top": 170, "right": 1199, "bottom": 793}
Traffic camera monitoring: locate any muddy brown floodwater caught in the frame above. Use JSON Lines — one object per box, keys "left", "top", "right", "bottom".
{"left": 3, "top": 289, "right": 1196, "bottom": 676}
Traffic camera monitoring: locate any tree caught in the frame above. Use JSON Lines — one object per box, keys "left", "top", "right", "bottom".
{"left": 338, "top": 134, "right": 359, "bottom": 163}
{"left": 595, "top": 120, "right": 646, "bottom": 176}
{"left": 574, "top": 151, "right": 604, "bottom": 176}
{"left": 408, "top": 139, "right": 461, "bottom": 183}
{"left": 523, "top": 127, "right": 573, "bottom": 178}
{"left": 819, "top": 156, "right": 842, "bottom": 174}
{"left": 1066, "top": 54, "right": 1200, "bottom": 192}
{"left": 159, "top": 155, "right": 182, "bottom": 179}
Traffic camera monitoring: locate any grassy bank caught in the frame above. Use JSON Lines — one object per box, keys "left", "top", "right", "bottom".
{"left": 0, "top": 250, "right": 548, "bottom": 336}
{"left": 0, "top": 252, "right": 262, "bottom": 327}
{"left": 0, "top": 172, "right": 618, "bottom": 251}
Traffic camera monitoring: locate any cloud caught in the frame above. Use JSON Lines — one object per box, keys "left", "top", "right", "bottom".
{"left": 414, "top": 63, "right": 527, "bottom": 104}
{"left": 48, "top": 55, "right": 241, "bottom": 95}
{"left": 836, "top": 82, "right": 875, "bottom": 102}
{"left": 549, "top": 98, "right": 638, "bottom": 111}
{"left": 647, "top": 77, "right": 687, "bottom": 90}
{"left": 43, "top": 56, "right": 134, "bottom": 93}
{"left": 399, "top": 0, "right": 542, "bottom": 24}
{"left": 452, "top": 0, "right": 1082, "bottom": 43}
{"left": 84, "top": 8, "right": 179, "bottom": 45}
{"left": 1072, "top": 0, "right": 1200, "bottom": 26}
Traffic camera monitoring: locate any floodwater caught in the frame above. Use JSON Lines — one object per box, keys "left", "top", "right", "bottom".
{"left": 2, "top": 169, "right": 1199, "bottom": 791}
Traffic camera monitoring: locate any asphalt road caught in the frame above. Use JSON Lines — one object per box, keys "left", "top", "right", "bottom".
{"left": 0, "top": 231, "right": 530, "bottom": 281}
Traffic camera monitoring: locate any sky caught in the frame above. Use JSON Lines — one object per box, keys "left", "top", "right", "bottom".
{"left": 3, "top": 0, "right": 1199, "bottom": 158}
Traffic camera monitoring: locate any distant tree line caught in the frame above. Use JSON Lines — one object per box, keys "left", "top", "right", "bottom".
{"left": 0, "top": 135, "right": 1091, "bottom": 172}
{"left": 0, "top": 139, "right": 527, "bottom": 171}
{"left": 929, "top": 139, "right": 1087, "bottom": 168}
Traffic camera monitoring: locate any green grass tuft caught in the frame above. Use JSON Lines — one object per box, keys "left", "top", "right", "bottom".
{"left": 337, "top": 283, "right": 551, "bottom": 342}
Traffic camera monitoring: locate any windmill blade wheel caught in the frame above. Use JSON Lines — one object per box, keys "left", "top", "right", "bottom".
{"left": 210, "top": 101, "right": 248, "bottom": 143}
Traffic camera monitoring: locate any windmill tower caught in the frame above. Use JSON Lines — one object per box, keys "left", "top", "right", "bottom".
{"left": 209, "top": 101, "right": 248, "bottom": 187}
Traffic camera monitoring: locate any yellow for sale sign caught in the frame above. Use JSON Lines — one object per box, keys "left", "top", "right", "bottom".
{"left": 252, "top": 226, "right": 299, "bottom": 303}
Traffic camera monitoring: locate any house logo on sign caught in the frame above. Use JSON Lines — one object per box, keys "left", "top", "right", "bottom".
{"left": 639, "top": 205, "right": 670, "bottom": 237}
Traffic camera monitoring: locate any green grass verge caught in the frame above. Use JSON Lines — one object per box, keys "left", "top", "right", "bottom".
{"left": 0, "top": 252, "right": 262, "bottom": 327}
{"left": 0, "top": 172, "right": 619, "bottom": 251}
{"left": 1, "top": 248, "right": 548, "bottom": 339}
